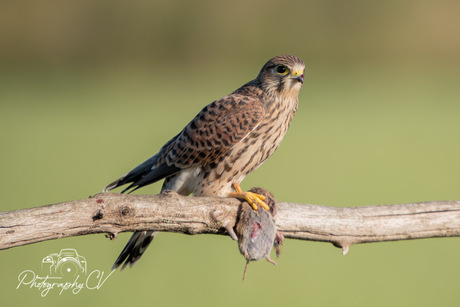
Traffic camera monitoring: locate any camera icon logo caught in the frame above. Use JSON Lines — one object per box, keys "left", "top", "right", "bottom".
{"left": 41, "top": 249, "right": 87, "bottom": 277}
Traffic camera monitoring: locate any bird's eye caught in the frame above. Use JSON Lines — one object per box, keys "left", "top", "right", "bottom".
{"left": 275, "top": 65, "right": 289, "bottom": 76}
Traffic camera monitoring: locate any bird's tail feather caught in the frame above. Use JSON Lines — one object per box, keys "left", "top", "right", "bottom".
{"left": 103, "top": 161, "right": 181, "bottom": 193}
{"left": 103, "top": 175, "right": 127, "bottom": 192}
{"left": 112, "top": 230, "right": 158, "bottom": 270}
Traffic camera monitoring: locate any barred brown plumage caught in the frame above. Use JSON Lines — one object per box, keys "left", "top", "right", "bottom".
{"left": 104, "top": 55, "right": 305, "bottom": 270}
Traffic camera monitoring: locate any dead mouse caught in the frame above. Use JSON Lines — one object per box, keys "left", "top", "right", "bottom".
{"left": 234, "top": 187, "right": 279, "bottom": 280}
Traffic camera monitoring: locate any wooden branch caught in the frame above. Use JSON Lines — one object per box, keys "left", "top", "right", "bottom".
{"left": 1, "top": 191, "right": 460, "bottom": 254}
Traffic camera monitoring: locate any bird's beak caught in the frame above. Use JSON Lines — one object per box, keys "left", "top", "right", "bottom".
{"left": 291, "top": 70, "right": 304, "bottom": 84}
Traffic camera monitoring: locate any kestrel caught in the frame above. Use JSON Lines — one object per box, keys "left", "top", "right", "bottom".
{"left": 105, "top": 55, "right": 305, "bottom": 269}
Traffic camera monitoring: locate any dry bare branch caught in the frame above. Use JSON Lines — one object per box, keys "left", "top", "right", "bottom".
{"left": 1, "top": 191, "right": 460, "bottom": 254}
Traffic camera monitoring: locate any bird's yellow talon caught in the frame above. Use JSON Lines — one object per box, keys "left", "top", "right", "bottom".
{"left": 257, "top": 198, "right": 270, "bottom": 211}
{"left": 229, "top": 183, "right": 270, "bottom": 211}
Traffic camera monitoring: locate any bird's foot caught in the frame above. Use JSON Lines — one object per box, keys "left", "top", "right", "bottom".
{"left": 229, "top": 183, "right": 270, "bottom": 211}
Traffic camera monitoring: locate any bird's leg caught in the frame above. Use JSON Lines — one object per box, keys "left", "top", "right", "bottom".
{"left": 228, "top": 182, "right": 270, "bottom": 211}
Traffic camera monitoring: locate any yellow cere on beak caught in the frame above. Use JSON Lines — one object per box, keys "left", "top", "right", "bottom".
{"left": 291, "top": 70, "right": 304, "bottom": 83}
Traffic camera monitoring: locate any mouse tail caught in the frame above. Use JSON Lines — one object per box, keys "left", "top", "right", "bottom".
{"left": 242, "top": 260, "right": 250, "bottom": 281}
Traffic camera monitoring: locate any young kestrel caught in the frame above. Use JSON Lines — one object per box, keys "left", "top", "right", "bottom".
{"left": 105, "top": 55, "right": 305, "bottom": 269}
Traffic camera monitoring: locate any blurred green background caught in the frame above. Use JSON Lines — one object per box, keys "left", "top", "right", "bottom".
{"left": 1, "top": 0, "right": 460, "bottom": 306}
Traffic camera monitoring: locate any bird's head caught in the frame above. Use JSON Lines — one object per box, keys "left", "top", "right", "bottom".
{"left": 257, "top": 55, "right": 305, "bottom": 98}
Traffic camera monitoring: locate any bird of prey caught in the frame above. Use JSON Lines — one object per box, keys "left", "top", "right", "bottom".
{"left": 104, "top": 55, "right": 305, "bottom": 270}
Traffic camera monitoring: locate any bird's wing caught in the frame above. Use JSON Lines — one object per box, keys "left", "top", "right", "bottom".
{"left": 166, "top": 94, "right": 265, "bottom": 168}
{"left": 103, "top": 135, "right": 182, "bottom": 193}
{"left": 104, "top": 94, "right": 265, "bottom": 193}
